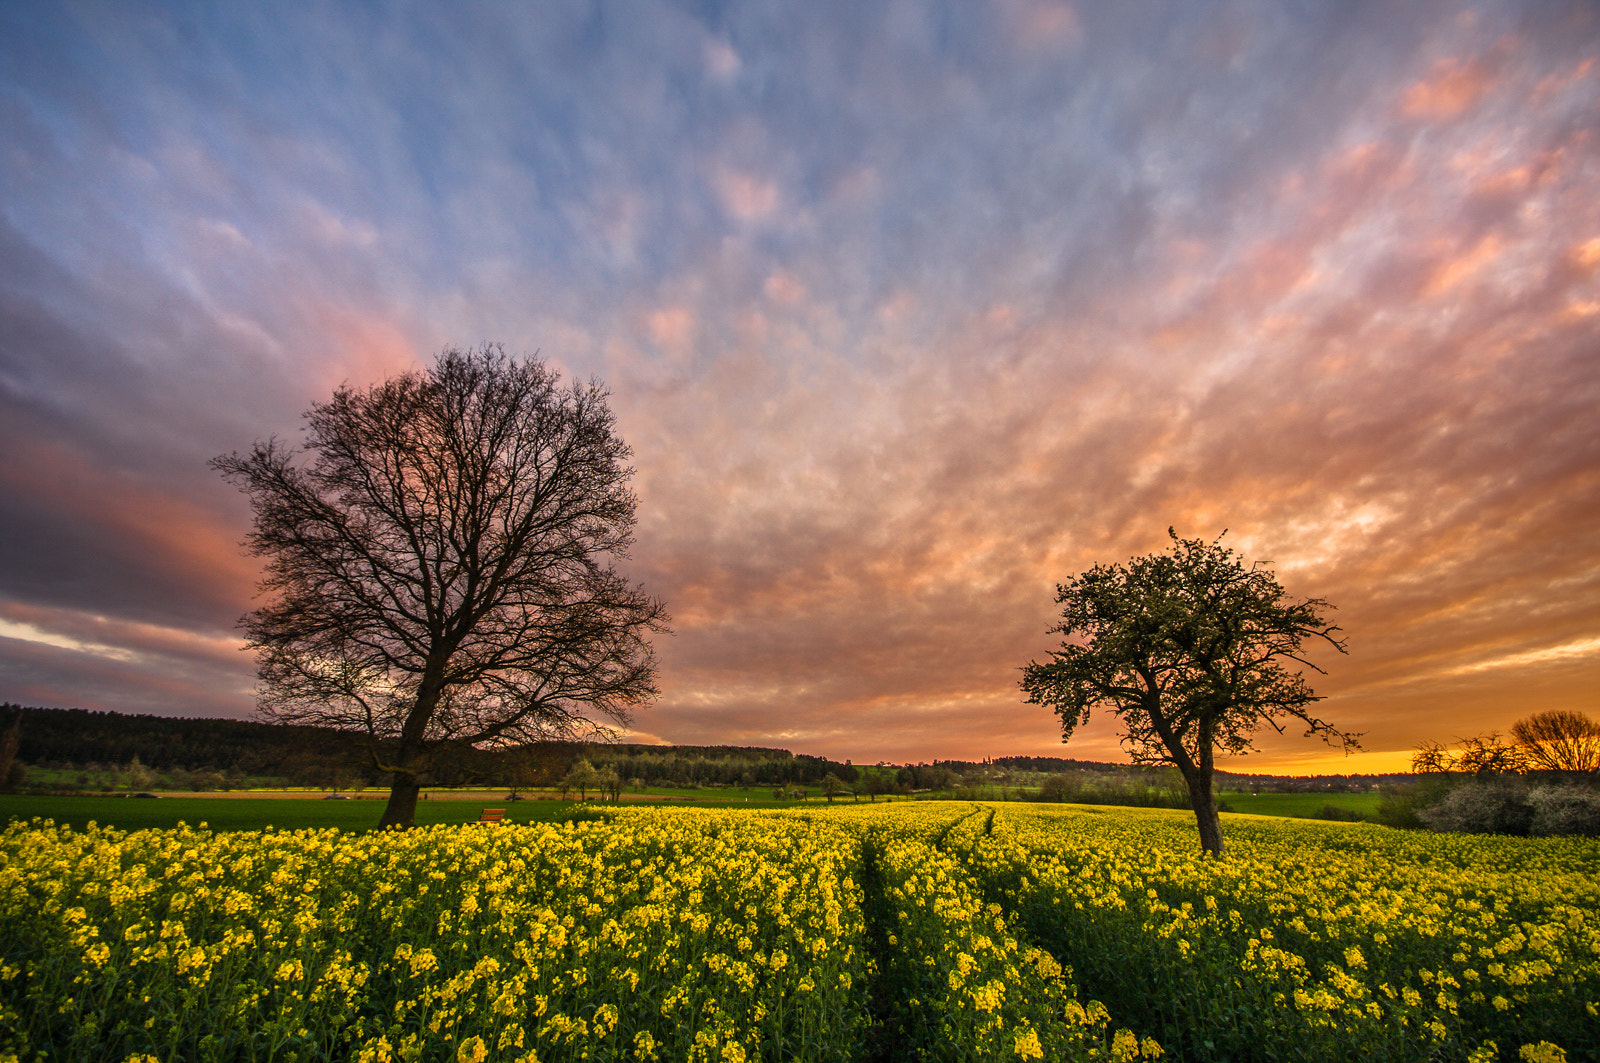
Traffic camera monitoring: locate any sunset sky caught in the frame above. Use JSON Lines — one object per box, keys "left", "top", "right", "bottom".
{"left": 2, "top": 1, "right": 1597, "bottom": 774}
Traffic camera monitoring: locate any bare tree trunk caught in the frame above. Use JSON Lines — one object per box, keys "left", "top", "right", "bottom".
{"left": 0, "top": 710, "right": 20, "bottom": 790}
{"left": 375, "top": 685, "right": 444, "bottom": 829}
{"left": 378, "top": 774, "right": 422, "bottom": 829}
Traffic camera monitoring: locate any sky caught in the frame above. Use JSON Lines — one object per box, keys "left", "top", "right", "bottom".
{"left": 1, "top": 1, "right": 1597, "bottom": 775}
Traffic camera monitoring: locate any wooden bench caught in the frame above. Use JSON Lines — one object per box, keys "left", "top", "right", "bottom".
{"left": 478, "top": 808, "right": 506, "bottom": 824}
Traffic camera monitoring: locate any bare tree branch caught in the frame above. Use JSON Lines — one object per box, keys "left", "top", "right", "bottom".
{"left": 213, "top": 345, "right": 669, "bottom": 827}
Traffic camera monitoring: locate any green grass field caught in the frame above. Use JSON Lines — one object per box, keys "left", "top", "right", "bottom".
{"left": 1, "top": 787, "right": 1380, "bottom": 833}
{"left": 1217, "top": 790, "right": 1382, "bottom": 818}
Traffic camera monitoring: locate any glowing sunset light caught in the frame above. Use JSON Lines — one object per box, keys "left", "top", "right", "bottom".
{"left": 1, "top": 1, "right": 1595, "bottom": 772}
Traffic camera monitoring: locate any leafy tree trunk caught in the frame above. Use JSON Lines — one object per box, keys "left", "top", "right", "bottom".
{"left": 1182, "top": 767, "right": 1225, "bottom": 857}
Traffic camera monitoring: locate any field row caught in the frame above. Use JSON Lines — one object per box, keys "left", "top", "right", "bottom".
{"left": 926, "top": 804, "right": 1599, "bottom": 1062}
{"left": 0, "top": 809, "right": 1135, "bottom": 1063}
{"left": 2, "top": 804, "right": 1596, "bottom": 1062}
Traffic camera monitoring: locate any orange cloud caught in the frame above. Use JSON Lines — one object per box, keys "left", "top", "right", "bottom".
{"left": 1422, "top": 234, "right": 1502, "bottom": 297}
{"left": 311, "top": 303, "right": 423, "bottom": 394}
{"left": 1402, "top": 57, "right": 1495, "bottom": 119}
{"left": 645, "top": 306, "right": 696, "bottom": 352}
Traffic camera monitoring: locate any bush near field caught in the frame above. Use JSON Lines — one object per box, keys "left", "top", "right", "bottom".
{"left": 1379, "top": 774, "right": 1600, "bottom": 836}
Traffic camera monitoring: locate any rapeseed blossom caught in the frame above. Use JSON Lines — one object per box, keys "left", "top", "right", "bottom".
{"left": 2, "top": 802, "right": 1593, "bottom": 1062}
{"left": 939, "top": 803, "right": 1598, "bottom": 1063}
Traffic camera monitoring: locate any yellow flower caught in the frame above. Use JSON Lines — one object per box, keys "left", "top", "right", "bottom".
{"left": 1013, "top": 1028, "right": 1044, "bottom": 1060}
{"left": 1519, "top": 1045, "right": 1567, "bottom": 1063}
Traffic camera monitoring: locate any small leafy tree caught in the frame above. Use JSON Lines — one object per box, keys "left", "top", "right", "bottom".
{"left": 563, "top": 758, "right": 600, "bottom": 801}
{"left": 1021, "top": 530, "right": 1354, "bottom": 856}
{"left": 504, "top": 745, "right": 542, "bottom": 800}
{"left": 819, "top": 773, "right": 851, "bottom": 803}
{"left": 125, "top": 756, "right": 154, "bottom": 791}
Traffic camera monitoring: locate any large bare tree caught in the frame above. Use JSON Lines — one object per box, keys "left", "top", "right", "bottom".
{"left": 1020, "top": 531, "right": 1355, "bottom": 855}
{"left": 213, "top": 345, "right": 668, "bottom": 827}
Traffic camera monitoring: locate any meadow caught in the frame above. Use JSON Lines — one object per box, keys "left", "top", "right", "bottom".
{"left": 1, "top": 803, "right": 1593, "bottom": 1063}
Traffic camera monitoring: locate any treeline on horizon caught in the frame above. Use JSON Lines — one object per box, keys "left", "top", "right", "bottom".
{"left": 2, "top": 704, "right": 1411, "bottom": 795}
{"left": 0, "top": 705, "right": 858, "bottom": 791}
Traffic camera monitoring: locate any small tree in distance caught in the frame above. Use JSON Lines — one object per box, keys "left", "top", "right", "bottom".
{"left": 1021, "top": 530, "right": 1355, "bottom": 856}
{"left": 562, "top": 758, "right": 600, "bottom": 801}
{"left": 213, "top": 345, "right": 668, "bottom": 828}
{"left": 1410, "top": 711, "right": 1600, "bottom": 778}
{"left": 1453, "top": 733, "right": 1529, "bottom": 775}
{"left": 1511, "top": 710, "right": 1600, "bottom": 773}
{"left": 0, "top": 709, "right": 20, "bottom": 792}
{"left": 819, "top": 773, "right": 851, "bottom": 803}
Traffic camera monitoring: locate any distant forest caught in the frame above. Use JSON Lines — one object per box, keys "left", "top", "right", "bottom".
{"left": 0, "top": 705, "right": 860, "bottom": 792}
{"left": 0, "top": 704, "right": 1408, "bottom": 794}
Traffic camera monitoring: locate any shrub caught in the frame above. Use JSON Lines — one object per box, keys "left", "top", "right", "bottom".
{"left": 1528, "top": 783, "right": 1600, "bottom": 837}
{"left": 1417, "top": 778, "right": 1534, "bottom": 836}
{"left": 1038, "top": 774, "right": 1078, "bottom": 802}
{"left": 1375, "top": 775, "right": 1454, "bottom": 829}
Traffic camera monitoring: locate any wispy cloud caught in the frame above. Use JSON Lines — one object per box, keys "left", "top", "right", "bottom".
{"left": 1, "top": 1, "right": 1595, "bottom": 769}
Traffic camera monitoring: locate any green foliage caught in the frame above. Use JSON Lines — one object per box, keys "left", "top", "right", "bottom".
{"left": 1021, "top": 531, "right": 1350, "bottom": 766}
{"left": 1380, "top": 775, "right": 1600, "bottom": 838}
{"left": 0, "top": 795, "right": 610, "bottom": 833}
{"left": 1034, "top": 771, "right": 1193, "bottom": 810}
{"left": 4, "top": 704, "right": 862, "bottom": 798}
{"left": 1021, "top": 531, "right": 1352, "bottom": 854}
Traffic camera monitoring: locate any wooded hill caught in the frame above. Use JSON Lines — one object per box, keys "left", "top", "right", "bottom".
{"left": 1, "top": 704, "right": 1408, "bottom": 794}
{"left": 0, "top": 704, "right": 859, "bottom": 790}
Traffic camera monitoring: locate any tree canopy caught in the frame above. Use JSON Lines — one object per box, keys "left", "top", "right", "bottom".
{"left": 213, "top": 345, "right": 667, "bottom": 827}
{"left": 1020, "top": 530, "right": 1354, "bottom": 855}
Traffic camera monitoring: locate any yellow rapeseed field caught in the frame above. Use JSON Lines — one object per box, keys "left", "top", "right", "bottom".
{"left": 927, "top": 804, "right": 1599, "bottom": 1063}
{"left": 1, "top": 802, "right": 1594, "bottom": 1062}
